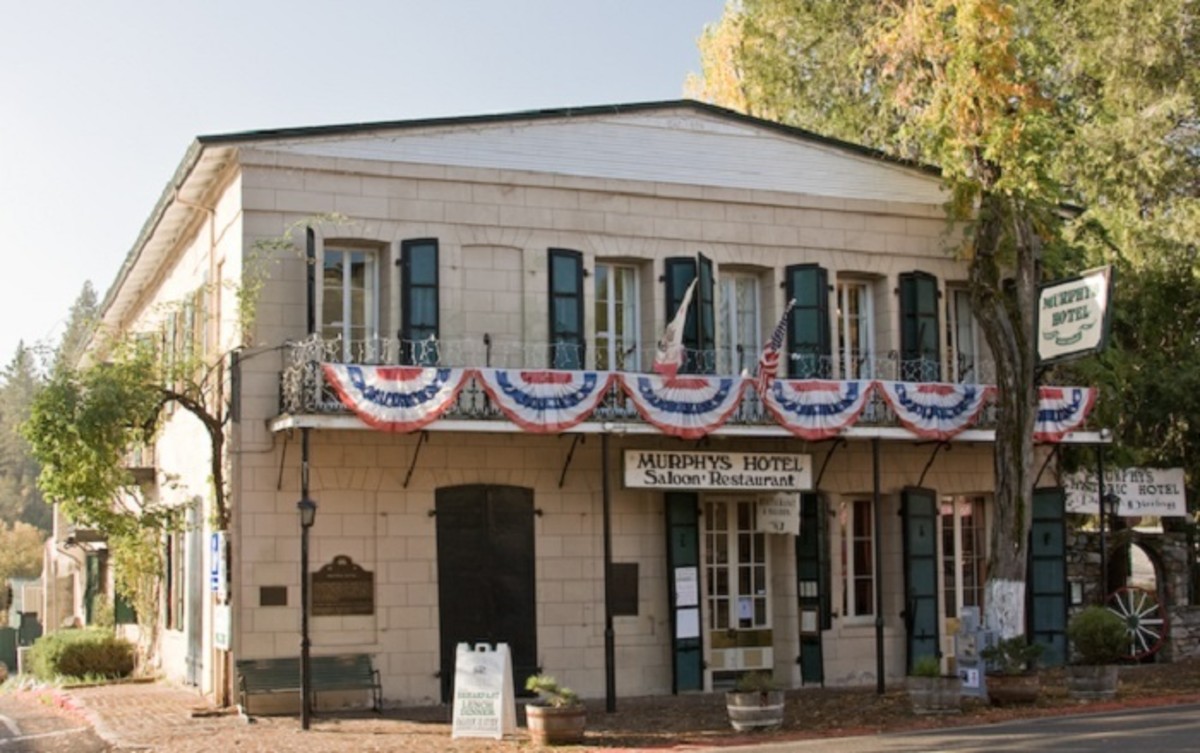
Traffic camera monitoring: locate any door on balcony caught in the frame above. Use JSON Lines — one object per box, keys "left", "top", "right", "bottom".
{"left": 435, "top": 485, "right": 537, "bottom": 702}
{"left": 705, "top": 498, "right": 773, "bottom": 685}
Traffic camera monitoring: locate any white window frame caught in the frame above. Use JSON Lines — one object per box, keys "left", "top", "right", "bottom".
{"left": 718, "top": 273, "right": 761, "bottom": 376}
{"left": 940, "top": 495, "right": 987, "bottom": 619}
{"left": 836, "top": 280, "right": 875, "bottom": 379}
{"left": 947, "top": 287, "right": 980, "bottom": 383}
{"left": 322, "top": 245, "right": 381, "bottom": 363}
{"left": 841, "top": 499, "right": 875, "bottom": 621}
{"left": 594, "top": 262, "right": 640, "bottom": 371}
{"left": 704, "top": 499, "right": 772, "bottom": 632}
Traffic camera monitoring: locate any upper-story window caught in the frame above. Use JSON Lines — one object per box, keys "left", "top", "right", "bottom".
{"left": 836, "top": 278, "right": 875, "bottom": 379}
{"left": 718, "top": 272, "right": 761, "bottom": 376}
{"left": 400, "top": 239, "right": 439, "bottom": 366}
{"left": 664, "top": 254, "right": 715, "bottom": 374}
{"left": 899, "top": 271, "right": 941, "bottom": 381}
{"left": 946, "top": 286, "right": 980, "bottom": 383}
{"left": 323, "top": 244, "right": 380, "bottom": 363}
{"left": 595, "top": 262, "right": 640, "bottom": 371}
{"left": 549, "top": 248, "right": 585, "bottom": 369}
{"left": 785, "top": 264, "right": 831, "bottom": 378}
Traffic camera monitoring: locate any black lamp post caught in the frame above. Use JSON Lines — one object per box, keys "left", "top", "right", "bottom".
{"left": 298, "top": 496, "right": 317, "bottom": 730}
{"left": 1099, "top": 491, "right": 1119, "bottom": 602}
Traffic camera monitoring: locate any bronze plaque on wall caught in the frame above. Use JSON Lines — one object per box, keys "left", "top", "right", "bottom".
{"left": 312, "top": 555, "right": 375, "bottom": 616}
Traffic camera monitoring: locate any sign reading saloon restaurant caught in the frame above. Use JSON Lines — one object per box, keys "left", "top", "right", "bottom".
{"left": 1037, "top": 266, "right": 1113, "bottom": 365}
{"left": 624, "top": 450, "right": 812, "bottom": 491}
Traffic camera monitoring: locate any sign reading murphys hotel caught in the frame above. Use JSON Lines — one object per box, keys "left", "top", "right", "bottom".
{"left": 1037, "top": 266, "right": 1113, "bottom": 365}
{"left": 624, "top": 450, "right": 812, "bottom": 535}
{"left": 1065, "top": 467, "right": 1188, "bottom": 517}
{"left": 624, "top": 450, "right": 812, "bottom": 491}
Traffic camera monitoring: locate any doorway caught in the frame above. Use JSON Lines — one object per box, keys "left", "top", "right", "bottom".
{"left": 435, "top": 485, "right": 537, "bottom": 702}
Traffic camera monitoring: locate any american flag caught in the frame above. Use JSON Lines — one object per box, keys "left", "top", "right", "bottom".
{"left": 756, "top": 299, "right": 795, "bottom": 396}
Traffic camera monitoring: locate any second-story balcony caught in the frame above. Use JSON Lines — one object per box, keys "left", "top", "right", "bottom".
{"left": 274, "top": 335, "right": 1098, "bottom": 443}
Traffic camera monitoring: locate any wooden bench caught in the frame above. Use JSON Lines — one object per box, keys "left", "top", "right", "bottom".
{"left": 236, "top": 654, "right": 382, "bottom": 716}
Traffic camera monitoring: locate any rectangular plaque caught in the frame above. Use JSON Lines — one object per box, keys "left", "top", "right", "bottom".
{"left": 312, "top": 555, "right": 375, "bottom": 616}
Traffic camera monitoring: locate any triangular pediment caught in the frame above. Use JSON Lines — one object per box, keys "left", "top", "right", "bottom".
{"left": 233, "top": 103, "right": 945, "bottom": 205}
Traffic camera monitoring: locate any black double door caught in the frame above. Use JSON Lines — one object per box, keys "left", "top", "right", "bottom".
{"left": 435, "top": 485, "right": 537, "bottom": 702}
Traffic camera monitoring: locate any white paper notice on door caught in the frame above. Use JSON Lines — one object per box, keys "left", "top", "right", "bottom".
{"left": 738, "top": 597, "right": 754, "bottom": 621}
{"left": 676, "top": 607, "right": 700, "bottom": 639}
{"left": 674, "top": 566, "right": 699, "bottom": 607}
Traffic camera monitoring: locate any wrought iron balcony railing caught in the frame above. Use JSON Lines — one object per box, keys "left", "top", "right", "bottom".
{"left": 278, "top": 335, "right": 1002, "bottom": 434}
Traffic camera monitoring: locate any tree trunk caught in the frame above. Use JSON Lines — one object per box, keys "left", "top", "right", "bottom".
{"left": 969, "top": 194, "right": 1040, "bottom": 639}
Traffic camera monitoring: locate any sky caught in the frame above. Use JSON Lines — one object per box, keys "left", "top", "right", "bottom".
{"left": 0, "top": 0, "right": 726, "bottom": 368}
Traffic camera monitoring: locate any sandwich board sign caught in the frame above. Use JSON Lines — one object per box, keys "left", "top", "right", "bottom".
{"left": 451, "top": 642, "right": 516, "bottom": 739}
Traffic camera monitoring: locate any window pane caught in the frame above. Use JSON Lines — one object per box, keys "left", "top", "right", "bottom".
{"left": 552, "top": 253, "right": 580, "bottom": 293}
{"left": 407, "top": 243, "right": 437, "bottom": 283}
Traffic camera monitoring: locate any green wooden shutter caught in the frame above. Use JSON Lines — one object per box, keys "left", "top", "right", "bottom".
{"left": 1029, "top": 487, "right": 1068, "bottom": 666}
{"left": 785, "top": 264, "right": 830, "bottom": 378}
{"left": 400, "top": 239, "right": 440, "bottom": 365}
{"left": 664, "top": 257, "right": 715, "bottom": 374}
{"left": 902, "top": 487, "right": 940, "bottom": 670}
{"left": 899, "top": 272, "right": 940, "bottom": 381}
{"left": 548, "top": 248, "right": 585, "bottom": 369}
{"left": 796, "top": 493, "right": 828, "bottom": 684}
{"left": 665, "top": 493, "right": 703, "bottom": 692}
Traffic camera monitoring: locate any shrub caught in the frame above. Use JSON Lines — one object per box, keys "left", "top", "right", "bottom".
{"left": 981, "top": 636, "right": 1044, "bottom": 676}
{"left": 525, "top": 674, "right": 581, "bottom": 707}
{"left": 732, "top": 671, "right": 781, "bottom": 693}
{"left": 910, "top": 656, "right": 942, "bottom": 678}
{"left": 1068, "top": 606, "right": 1129, "bottom": 665}
{"left": 27, "top": 628, "right": 135, "bottom": 681}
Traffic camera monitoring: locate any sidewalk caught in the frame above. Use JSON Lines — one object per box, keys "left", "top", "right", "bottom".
{"left": 53, "top": 663, "right": 1200, "bottom": 753}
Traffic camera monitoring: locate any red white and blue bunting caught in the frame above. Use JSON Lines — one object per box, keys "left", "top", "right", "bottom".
{"left": 319, "top": 364, "right": 1097, "bottom": 443}
{"left": 474, "top": 369, "right": 615, "bottom": 433}
{"left": 759, "top": 380, "right": 876, "bottom": 441}
{"left": 321, "top": 363, "right": 469, "bottom": 432}
{"left": 1034, "top": 386, "right": 1097, "bottom": 442}
{"left": 876, "top": 381, "right": 995, "bottom": 441}
{"left": 617, "top": 374, "right": 748, "bottom": 439}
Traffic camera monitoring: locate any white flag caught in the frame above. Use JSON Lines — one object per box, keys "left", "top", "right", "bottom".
{"left": 652, "top": 277, "right": 697, "bottom": 379}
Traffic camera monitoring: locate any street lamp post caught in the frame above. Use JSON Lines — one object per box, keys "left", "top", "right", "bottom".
{"left": 298, "top": 496, "right": 317, "bottom": 730}
{"left": 1100, "top": 491, "right": 1119, "bottom": 603}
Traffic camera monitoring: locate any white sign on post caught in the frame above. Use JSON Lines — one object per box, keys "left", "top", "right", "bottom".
{"left": 1065, "top": 467, "right": 1187, "bottom": 517}
{"left": 451, "top": 643, "right": 517, "bottom": 740}
{"left": 1037, "top": 266, "right": 1112, "bottom": 365}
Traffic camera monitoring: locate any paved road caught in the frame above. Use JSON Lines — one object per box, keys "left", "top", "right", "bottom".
{"left": 718, "top": 703, "right": 1200, "bottom": 753}
{"left": 0, "top": 692, "right": 108, "bottom": 752}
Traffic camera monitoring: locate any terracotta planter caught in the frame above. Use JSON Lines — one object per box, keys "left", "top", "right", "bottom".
{"left": 1065, "top": 664, "right": 1119, "bottom": 700}
{"left": 525, "top": 703, "right": 586, "bottom": 745}
{"left": 987, "top": 673, "right": 1040, "bottom": 705}
{"left": 725, "top": 690, "right": 785, "bottom": 731}
{"left": 907, "top": 675, "right": 962, "bottom": 714}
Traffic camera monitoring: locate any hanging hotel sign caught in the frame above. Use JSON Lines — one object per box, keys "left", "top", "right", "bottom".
{"left": 623, "top": 450, "right": 812, "bottom": 491}
{"left": 312, "top": 555, "right": 375, "bottom": 616}
{"left": 1064, "top": 467, "right": 1187, "bottom": 517}
{"left": 1037, "top": 266, "right": 1113, "bottom": 365}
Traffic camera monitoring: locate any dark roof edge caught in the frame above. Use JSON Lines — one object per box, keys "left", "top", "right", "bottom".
{"left": 90, "top": 139, "right": 207, "bottom": 349}
{"left": 197, "top": 99, "right": 943, "bottom": 179}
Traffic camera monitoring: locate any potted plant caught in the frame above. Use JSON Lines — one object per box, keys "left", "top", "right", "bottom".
{"left": 725, "top": 671, "right": 785, "bottom": 731}
{"left": 906, "top": 655, "right": 962, "bottom": 714}
{"left": 980, "top": 636, "right": 1044, "bottom": 705}
{"left": 1065, "top": 606, "right": 1128, "bottom": 699}
{"left": 524, "top": 674, "right": 585, "bottom": 745}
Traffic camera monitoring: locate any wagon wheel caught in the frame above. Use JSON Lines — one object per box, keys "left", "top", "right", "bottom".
{"left": 1106, "top": 586, "right": 1168, "bottom": 660}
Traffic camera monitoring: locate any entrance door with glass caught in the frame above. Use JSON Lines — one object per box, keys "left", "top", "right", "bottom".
{"left": 704, "top": 498, "right": 773, "bottom": 685}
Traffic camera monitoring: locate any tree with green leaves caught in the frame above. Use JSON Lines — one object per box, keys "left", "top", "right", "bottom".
{"left": 0, "top": 343, "right": 49, "bottom": 531}
{"left": 689, "top": 0, "right": 1198, "bottom": 636}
